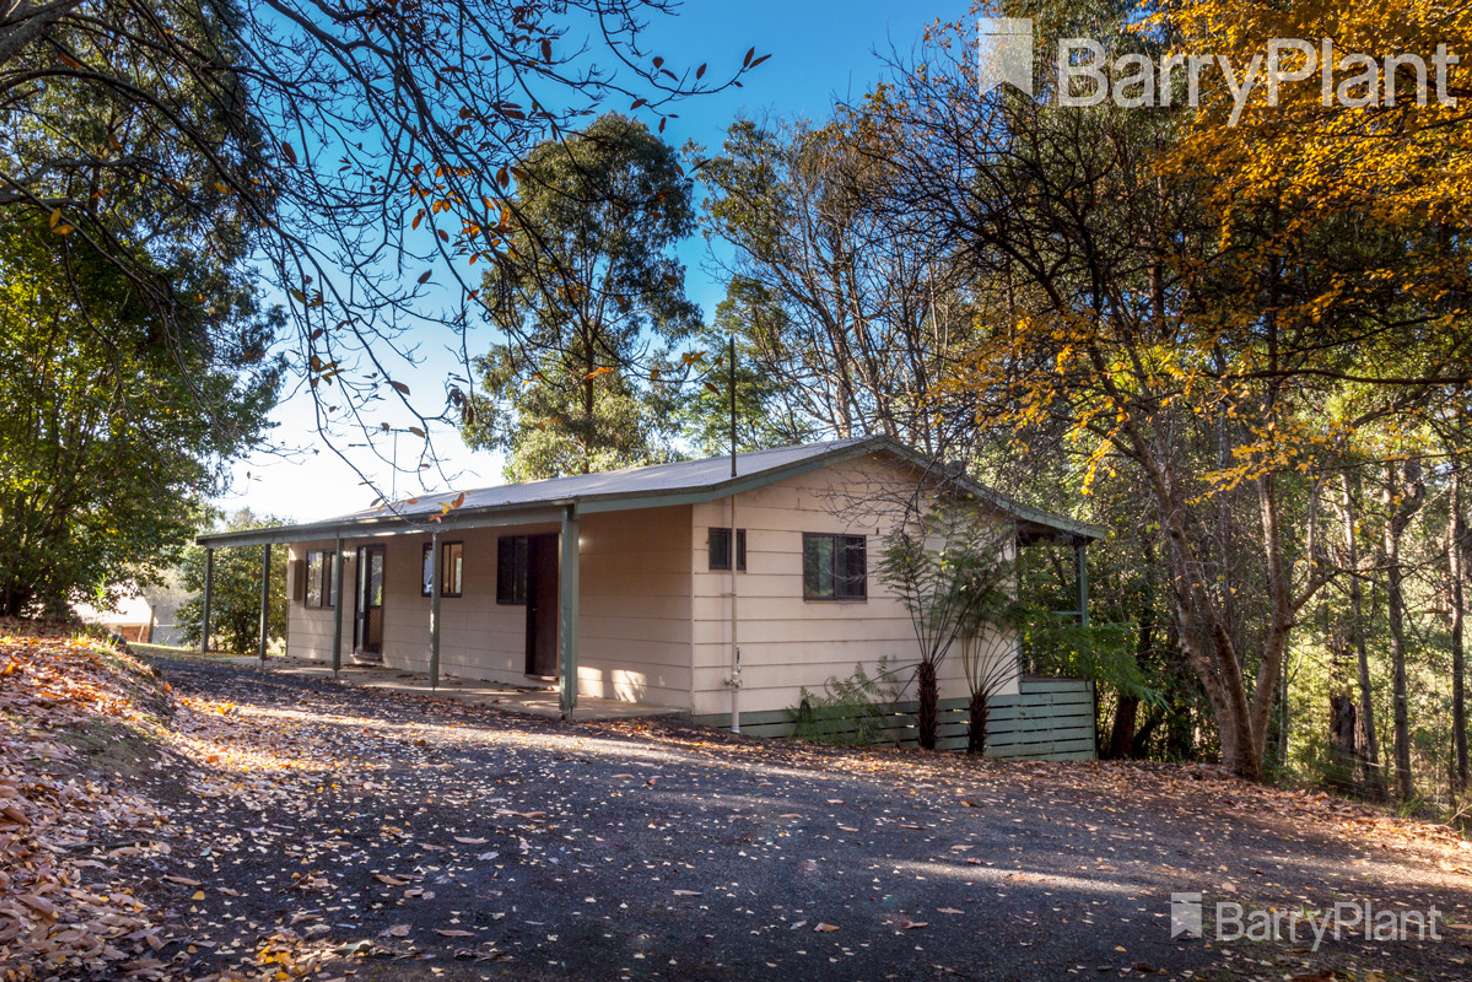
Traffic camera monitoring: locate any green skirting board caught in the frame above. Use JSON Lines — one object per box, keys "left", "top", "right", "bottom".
{"left": 690, "top": 677, "right": 1097, "bottom": 762}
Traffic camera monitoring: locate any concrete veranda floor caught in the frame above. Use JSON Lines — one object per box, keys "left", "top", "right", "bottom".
{"left": 210, "top": 653, "right": 685, "bottom": 721}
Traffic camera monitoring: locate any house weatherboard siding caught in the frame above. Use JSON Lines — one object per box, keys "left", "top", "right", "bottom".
{"left": 220, "top": 437, "right": 1100, "bottom": 758}
{"left": 285, "top": 543, "right": 338, "bottom": 663}
{"left": 286, "top": 525, "right": 548, "bottom": 685}
{"left": 690, "top": 452, "right": 1018, "bottom": 719}
{"left": 573, "top": 506, "right": 692, "bottom": 706}
{"left": 278, "top": 446, "right": 1042, "bottom": 715}
{"left": 286, "top": 511, "right": 693, "bottom": 705}
{"left": 379, "top": 524, "right": 553, "bottom": 682}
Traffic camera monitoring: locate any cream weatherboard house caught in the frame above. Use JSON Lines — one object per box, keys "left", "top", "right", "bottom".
{"left": 196, "top": 437, "right": 1101, "bottom": 734}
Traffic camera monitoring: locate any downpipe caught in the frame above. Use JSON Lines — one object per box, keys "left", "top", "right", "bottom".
{"left": 725, "top": 489, "right": 741, "bottom": 733}
{"left": 724, "top": 649, "right": 742, "bottom": 733}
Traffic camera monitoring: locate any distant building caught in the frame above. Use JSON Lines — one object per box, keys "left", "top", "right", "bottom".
{"left": 142, "top": 575, "right": 190, "bottom": 645}
{"left": 73, "top": 592, "right": 155, "bottom": 642}
{"left": 73, "top": 574, "right": 190, "bottom": 645}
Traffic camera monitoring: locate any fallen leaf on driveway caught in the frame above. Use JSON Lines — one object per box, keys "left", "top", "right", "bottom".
{"left": 14, "top": 627, "right": 1470, "bottom": 981}
{"left": 453, "top": 835, "right": 487, "bottom": 845}
{"left": 18, "top": 893, "right": 57, "bottom": 916}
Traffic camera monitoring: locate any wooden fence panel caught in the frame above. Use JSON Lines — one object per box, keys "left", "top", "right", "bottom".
{"left": 690, "top": 678, "right": 1096, "bottom": 761}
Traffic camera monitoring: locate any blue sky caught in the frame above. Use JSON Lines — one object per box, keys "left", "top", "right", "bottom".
{"left": 219, "top": 0, "right": 967, "bottom": 524}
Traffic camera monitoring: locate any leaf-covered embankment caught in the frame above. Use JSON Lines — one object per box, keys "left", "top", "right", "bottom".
{"left": 0, "top": 623, "right": 178, "bottom": 979}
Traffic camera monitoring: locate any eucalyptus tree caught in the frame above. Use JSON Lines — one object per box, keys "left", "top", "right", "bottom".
{"left": 697, "top": 117, "right": 976, "bottom": 458}
{"left": 464, "top": 113, "right": 701, "bottom": 478}
{"left": 677, "top": 283, "right": 822, "bottom": 459}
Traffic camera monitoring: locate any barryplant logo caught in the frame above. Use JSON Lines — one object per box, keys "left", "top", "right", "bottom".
{"left": 977, "top": 18, "right": 1036, "bottom": 96}
{"left": 1169, "top": 893, "right": 1444, "bottom": 951}
{"left": 1170, "top": 892, "right": 1202, "bottom": 940}
{"left": 978, "top": 17, "right": 1460, "bottom": 125}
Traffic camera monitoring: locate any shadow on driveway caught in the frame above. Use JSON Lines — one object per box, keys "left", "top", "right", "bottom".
{"left": 131, "top": 656, "right": 1472, "bottom": 981}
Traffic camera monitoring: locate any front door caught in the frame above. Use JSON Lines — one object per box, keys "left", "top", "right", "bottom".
{"left": 354, "top": 544, "right": 385, "bottom": 660}
{"left": 525, "top": 534, "right": 559, "bottom": 677}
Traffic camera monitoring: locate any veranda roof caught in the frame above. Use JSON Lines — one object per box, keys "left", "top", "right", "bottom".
{"left": 197, "top": 436, "right": 1104, "bottom": 548}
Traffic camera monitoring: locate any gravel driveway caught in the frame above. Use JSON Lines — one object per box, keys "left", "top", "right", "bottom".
{"left": 132, "top": 656, "right": 1472, "bottom": 981}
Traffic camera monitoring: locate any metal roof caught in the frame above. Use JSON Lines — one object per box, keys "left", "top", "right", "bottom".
{"left": 197, "top": 436, "right": 1104, "bottom": 548}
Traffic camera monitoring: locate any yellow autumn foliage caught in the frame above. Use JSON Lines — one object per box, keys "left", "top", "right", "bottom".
{"left": 1162, "top": 0, "right": 1472, "bottom": 231}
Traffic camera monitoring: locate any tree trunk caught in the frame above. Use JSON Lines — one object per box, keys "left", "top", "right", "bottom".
{"left": 1387, "top": 557, "right": 1414, "bottom": 801}
{"left": 1451, "top": 464, "right": 1468, "bottom": 791}
{"left": 1138, "top": 439, "right": 1269, "bottom": 780}
{"left": 1339, "top": 470, "right": 1387, "bottom": 800}
{"left": 1106, "top": 695, "right": 1140, "bottom": 760}
{"left": 1382, "top": 459, "right": 1425, "bottom": 802}
{"left": 1327, "top": 598, "right": 1359, "bottom": 789}
{"left": 967, "top": 688, "right": 988, "bottom": 755}
{"left": 916, "top": 660, "right": 938, "bottom": 750}
{"left": 1160, "top": 523, "right": 1256, "bottom": 776}
{"left": 0, "top": 584, "right": 29, "bottom": 618}
{"left": 1249, "top": 472, "right": 1296, "bottom": 775}
{"left": 1328, "top": 692, "right": 1357, "bottom": 789}
{"left": 1085, "top": 349, "right": 1268, "bottom": 777}
{"left": 1159, "top": 617, "right": 1194, "bottom": 761}
{"left": 1107, "top": 541, "right": 1156, "bottom": 760}
{"left": 1165, "top": 703, "right": 1194, "bottom": 761}
{"left": 1277, "top": 651, "right": 1291, "bottom": 771}
{"left": 1131, "top": 708, "right": 1160, "bottom": 757}
{"left": 582, "top": 335, "right": 595, "bottom": 475}
{"left": 1102, "top": 360, "right": 1310, "bottom": 782}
